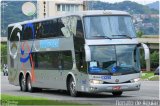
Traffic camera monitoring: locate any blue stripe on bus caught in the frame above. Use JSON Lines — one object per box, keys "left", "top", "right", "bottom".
{"left": 20, "top": 54, "right": 30, "bottom": 63}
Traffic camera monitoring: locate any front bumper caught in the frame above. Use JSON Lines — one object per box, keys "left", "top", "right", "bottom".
{"left": 88, "top": 82, "right": 141, "bottom": 93}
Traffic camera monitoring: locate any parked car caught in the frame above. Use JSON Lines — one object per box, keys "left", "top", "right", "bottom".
{"left": 3, "top": 64, "right": 8, "bottom": 76}
{"left": 154, "top": 66, "right": 159, "bottom": 75}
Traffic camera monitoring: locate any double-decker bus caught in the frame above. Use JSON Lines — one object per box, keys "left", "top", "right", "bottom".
{"left": 8, "top": 10, "right": 149, "bottom": 97}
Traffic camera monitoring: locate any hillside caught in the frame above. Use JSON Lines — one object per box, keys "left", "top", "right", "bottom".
{"left": 147, "top": 1, "right": 159, "bottom": 10}
{"left": 87, "top": 1, "right": 159, "bottom": 14}
{"left": 87, "top": 1, "right": 159, "bottom": 35}
{"left": 1, "top": 1, "right": 37, "bottom": 37}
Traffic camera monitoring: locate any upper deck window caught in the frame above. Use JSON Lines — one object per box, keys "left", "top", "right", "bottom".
{"left": 84, "top": 15, "right": 136, "bottom": 39}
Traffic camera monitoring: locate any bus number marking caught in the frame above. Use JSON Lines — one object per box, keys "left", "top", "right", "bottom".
{"left": 101, "top": 76, "right": 111, "bottom": 79}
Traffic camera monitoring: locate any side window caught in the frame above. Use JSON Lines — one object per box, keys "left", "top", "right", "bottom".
{"left": 76, "top": 18, "right": 84, "bottom": 38}
{"left": 75, "top": 47, "right": 87, "bottom": 73}
{"left": 32, "top": 52, "right": 59, "bottom": 70}
{"left": 35, "top": 19, "right": 65, "bottom": 39}
{"left": 22, "top": 26, "right": 33, "bottom": 40}
{"left": 9, "top": 27, "right": 20, "bottom": 41}
{"left": 52, "top": 19, "right": 59, "bottom": 37}
{"left": 42, "top": 21, "right": 49, "bottom": 36}
{"left": 35, "top": 22, "right": 43, "bottom": 39}
{"left": 41, "top": 20, "right": 59, "bottom": 38}
{"left": 61, "top": 51, "right": 73, "bottom": 70}
{"left": 32, "top": 51, "right": 72, "bottom": 70}
{"left": 8, "top": 27, "right": 13, "bottom": 40}
{"left": 57, "top": 18, "right": 65, "bottom": 37}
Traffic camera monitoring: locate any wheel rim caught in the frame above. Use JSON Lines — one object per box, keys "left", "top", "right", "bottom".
{"left": 21, "top": 77, "right": 25, "bottom": 90}
{"left": 70, "top": 80, "right": 76, "bottom": 95}
{"left": 27, "top": 78, "right": 32, "bottom": 91}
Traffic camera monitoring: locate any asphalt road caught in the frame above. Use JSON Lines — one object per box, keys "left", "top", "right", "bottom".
{"left": 1, "top": 73, "right": 159, "bottom": 106}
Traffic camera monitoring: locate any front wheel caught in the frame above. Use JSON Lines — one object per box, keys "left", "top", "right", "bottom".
{"left": 112, "top": 91, "right": 123, "bottom": 96}
{"left": 69, "top": 77, "right": 78, "bottom": 97}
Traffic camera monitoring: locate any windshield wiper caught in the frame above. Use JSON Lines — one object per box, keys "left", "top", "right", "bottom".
{"left": 112, "top": 35, "right": 132, "bottom": 39}
{"left": 91, "top": 36, "right": 112, "bottom": 40}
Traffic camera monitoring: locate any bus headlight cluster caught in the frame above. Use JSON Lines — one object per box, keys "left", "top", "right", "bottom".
{"left": 130, "top": 78, "right": 140, "bottom": 83}
{"left": 89, "top": 80, "right": 103, "bottom": 84}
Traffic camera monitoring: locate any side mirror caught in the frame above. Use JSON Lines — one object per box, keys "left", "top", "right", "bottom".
{"left": 84, "top": 45, "right": 91, "bottom": 62}
{"left": 141, "top": 43, "right": 150, "bottom": 60}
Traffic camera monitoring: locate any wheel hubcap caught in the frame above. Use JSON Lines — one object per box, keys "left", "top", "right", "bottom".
{"left": 70, "top": 80, "right": 76, "bottom": 94}
{"left": 28, "top": 79, "right": 31, "bottom": 91}
{"left": 21, "top": 78, "right": 25, "bottom": 90}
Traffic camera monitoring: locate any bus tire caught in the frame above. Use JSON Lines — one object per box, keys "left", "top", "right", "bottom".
{"left": 20, "top": 75, "right": 27, "bottom": 91}
{"left": 112, "top": 91, "right": 123, "bottom": 96}
{"left": 69, "top": 77, "right": 78, "bottom": 97}
{"left": 26, "top": 75, "right": 33, "bottom": 92}
{"left": 26, "top": 75, "right": 42, "bottom": 92}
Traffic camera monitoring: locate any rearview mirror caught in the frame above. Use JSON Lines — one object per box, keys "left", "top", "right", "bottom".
{"left": 84, "top": 45, "right": 91, "bottom": 62}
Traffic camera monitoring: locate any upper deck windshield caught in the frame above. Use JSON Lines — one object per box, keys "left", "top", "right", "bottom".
{"left": 84, "top": 15, "right": 136, "bottom": 39}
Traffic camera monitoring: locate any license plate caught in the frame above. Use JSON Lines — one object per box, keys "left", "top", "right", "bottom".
{"left": 113, "top": 86, "right": 121, "bottom": 90}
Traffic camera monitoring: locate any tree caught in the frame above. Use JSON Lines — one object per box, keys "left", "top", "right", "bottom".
{"left": 150, "top": 51, "right": 159, "bottom": 69}
{"left": 136, "top": 30, "right": 143, "bottom": 38}
{"left": 1, "top": 44, "right": 7, "bottom": 66}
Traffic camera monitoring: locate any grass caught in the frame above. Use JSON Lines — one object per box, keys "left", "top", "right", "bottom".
{"left": 141, "top": 71, "right": 159, "bottom": 81}
{"left": 149, "top": 76, "right": 160, "bottom": 81}
{"left": 141, "top": 71, "right": 154, "bottom": 79}
{"left": 1, "top": 94, "right": 90, "bottom": 106}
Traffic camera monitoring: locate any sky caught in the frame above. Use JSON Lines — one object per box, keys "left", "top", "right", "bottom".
{"left": 99, "top": 0, "right": 158, "bottom": 5}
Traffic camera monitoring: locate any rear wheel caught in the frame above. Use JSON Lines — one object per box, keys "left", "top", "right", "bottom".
{"left": 26, "top": 75, "right": 33, "bottom": 92}
{"left": 68, "top": 77, "right": 78, "bottom": 97}
{"left": 26, "top": 75, "right": 41, "bottom": 92}
{"left": 20, "top": 75, "right": 26, "bottom": 91}
{"left": 112, "top": 91, "right": 123, "bottom": 96}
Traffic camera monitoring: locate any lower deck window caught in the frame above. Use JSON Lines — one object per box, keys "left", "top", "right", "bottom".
{"left": 32, "top": 51, "right": 73, "bottom": 70}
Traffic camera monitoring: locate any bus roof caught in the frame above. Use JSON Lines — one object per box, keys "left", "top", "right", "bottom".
{"left": 8, "top": 10, "right": 130, "bottom": 27}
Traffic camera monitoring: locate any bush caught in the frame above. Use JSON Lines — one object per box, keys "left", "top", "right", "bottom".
{"left": 140, "top": 50, "right": 159, "bottom": 70}
{"left": 150, "top": 51, "right": 159, "bottom": 69}
{"left": 1, "top": 43, "right": 7, "bottom": 66}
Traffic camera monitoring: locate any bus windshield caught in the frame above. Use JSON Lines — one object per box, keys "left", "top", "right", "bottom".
{"left": 84, "top": 16, "right": 136, "bottom": 39}
{"left": 88, "top": 45, "right": 140, "bottom": 75}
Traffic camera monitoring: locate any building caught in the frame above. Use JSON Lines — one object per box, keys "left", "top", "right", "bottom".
{"left": 37, "top": 0, "right": 84, "bottom": 18}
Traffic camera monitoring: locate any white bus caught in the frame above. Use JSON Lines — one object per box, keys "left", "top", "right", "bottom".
{"left": 8, "top": 10, "right": 149, "bottom": 97}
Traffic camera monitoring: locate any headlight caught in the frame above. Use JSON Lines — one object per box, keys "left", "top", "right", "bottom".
{"left": 89, "top": 80, "right": 103, "bottom": 84}
{"left": 130, "top": 78, "right": 140, "bottom": 83}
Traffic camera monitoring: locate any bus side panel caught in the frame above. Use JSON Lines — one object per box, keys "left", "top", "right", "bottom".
{"left": 8, "top": 42, "right": 20, "bottom": 86}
